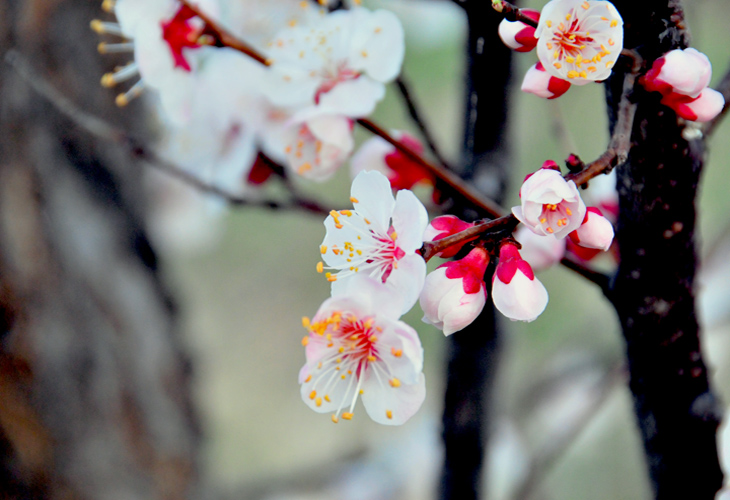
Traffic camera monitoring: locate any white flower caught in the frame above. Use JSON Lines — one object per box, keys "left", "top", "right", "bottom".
{"left": 264, "top": 8, "right": 404, "bottom": 116}
{"left": 535, "top": 0, "right": 623, "bottom": 84}
{"left": 319, "top": 171, "right": 428, "bottom": 315}
{"left": 299, "top": 275, "right": 426, "bottom": 425}
{"left": 512, "top": 162, "right": 586, "bottom": 239}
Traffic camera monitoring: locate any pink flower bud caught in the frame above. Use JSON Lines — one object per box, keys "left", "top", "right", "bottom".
{"left": 569, "top": 207, "right": 614, "bottom": 251}
{"left": 521, "top": 62, "right": 571, "bottom": 100}
{"left": 668, "top": 88, "right": 725, "bottom": 123}
{"left": 423, "top": 215, "right": 475, "bottom": 259}
{"left": 350, "top": 132, "right": 433, "bottom": 191}
{"left": 642, "top": 48, "right": 712, "bottom": 99}
{"left": 512, "top": 165, "right": 586, "bottom": 239}
{"left": 492, "top": 243, "right": 548, "bottom": 322}
{"left": 419, "top": 247, "right": 489, "bottom": 336}
{"left": 498, "top": 9, "right": 540, "bottom": 52}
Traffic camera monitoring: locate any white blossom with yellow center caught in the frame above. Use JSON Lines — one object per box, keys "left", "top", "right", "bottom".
{"left": 535, "top": 0, "right": 623, "bottom": 84}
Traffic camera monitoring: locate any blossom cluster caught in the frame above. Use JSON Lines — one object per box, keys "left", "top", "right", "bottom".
{"left": 93, "top": 0, "right": 627, "bottom": 427}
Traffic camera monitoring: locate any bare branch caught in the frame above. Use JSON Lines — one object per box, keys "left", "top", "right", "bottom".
{"left": 4, "top": 50, "right": 329, "bottom": 216}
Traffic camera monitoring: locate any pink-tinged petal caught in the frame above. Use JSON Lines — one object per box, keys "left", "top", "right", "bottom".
{"left": 350, "top": 135, "right": 394, "bottom": 179}
{"left": 569, "top": 207, "right": 614, "bottom": 251}
{"left": 361, "top": 373, "right": 426, "bottom": 425}
{"left": 423, "top": 215, "right": 475, "bottom": 258}
{"left": 283, "top": 116, "right": 354, "bottom": 181}
{"left": 492, "top": 271, "right": 548, "bottom": 322}
{"left": 350, "top": 171, "right": 396, "bottom": 234}
{"left": 514, "top": 225, "right": 566, "bottom": 271}
{"left": 674, "top": 88, "right": 725, "bottom": 123}
{"left": 392, "top": 189, "right": 429, "bottom": 254}
{"left": 347, "top": 9, "right": 405, "bottom": 83}
{"left": 521, "top": 63, "right": 571, "bottom": 99}
{"left": 499, "top": 17, "right": 538, "bottom": 52}
{"left": 295, "top": 78, "right": 386, "bottom": 121}
{"left": 648, "top": 48, "right": 712, "bottom": 98}
{"left": 338, "top": 274, "right": 404, "bottom": 321}
{"left": 440, "top": 286, "right": 486, "bottom": 336}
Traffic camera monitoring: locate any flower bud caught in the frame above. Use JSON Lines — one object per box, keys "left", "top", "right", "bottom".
{"left": 569, "top": 207, "right": 614, "bottom": 251}
{"left": 492, "top": 242, "right": 548, "bottom": 322}
{"left": 521, "top": 62, "right": 571, "bottom": 100}
{"left": 423, "top": 215, "right": 475, "bottom": 259}
{"left": 498, "top": 9, "right": 540, "bottom": 52}
{"left": 419, "top": 247, "right": 488, "bottom": 336}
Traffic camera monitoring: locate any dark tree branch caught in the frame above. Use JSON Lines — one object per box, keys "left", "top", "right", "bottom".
{"left": 606, "top": 1, "right": 724, "bottom": 497}
{"left": 393, "top": 75, "right": 453, "bottom": 170}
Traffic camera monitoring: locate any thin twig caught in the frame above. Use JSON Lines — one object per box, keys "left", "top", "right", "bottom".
{"left": 356, "top": 118, "right": 505, "bottom": 218}
{"left": 394, "top": 75, "right": 453, "bottom": 170}
{"left": 490, "top": 0, "right": 539, "bottom": 27}
{"left": 179, "top": 0, "right": 270, "bottom": 66}
{"left": 566, "top": 71, "right": 638, "bottom": 186}
{"left": 4, "top": 50, "right": 329, "bottom": 215}
{"left": 420, "top": 216, "right": 517, "bottom": 261}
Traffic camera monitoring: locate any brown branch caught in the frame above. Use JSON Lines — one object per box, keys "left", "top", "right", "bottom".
{"left": 4, "top": 50, "right": 329, "bottom": 216}
{"left": 179, "top": 0, "right": 270, "bottom": 66}
{"left": 566, "top": 71, "right": 638, "bottom": 186}
{"left": 356, "top": 118, "right": 505, "bottom": 218}
{"left": 420, "top": 215, "right": 518, "bottom": 261}
{"left": 490, "top": 0, "right": 538, "bottom": 27}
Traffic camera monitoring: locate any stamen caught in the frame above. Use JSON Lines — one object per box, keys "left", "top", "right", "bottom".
{"left": 97, "top": 42, "right": 134, "bottom": 54}
{"left": 90, "top": 20, "right": 124, "bottom": 36}
{"left": 100, "top": 62, "right": 138, "bottom": 88}
{"left": 115, "top": 80, "right": 144, "bottom": 107}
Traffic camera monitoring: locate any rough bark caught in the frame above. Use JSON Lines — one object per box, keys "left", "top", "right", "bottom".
{"left": 440, "top": 2, "right": 512, "bottom": 499}
{"left": 606, "top": 1, "right": 724, "bottom": 497}
{"left": 0, "top": 0, "right": 201, "bottom": 498}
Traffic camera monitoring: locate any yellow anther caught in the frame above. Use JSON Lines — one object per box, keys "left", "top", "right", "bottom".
{"left": 553, "top": 51, "right": 559, "bottom": 59}
{"left": 341, "top": 374, "right": 346, "bottom": 379}
{"left": 546, "top": 227, "right": 554, "bottom": 234}
{"left": 567, "top": 70, "right": 579, "bottom": 79}
{"left": 386, "top": 410, "right": 393, "bottom": 419}
{"left": 610, "top": 19, "right": 618, "bottom": 27}
{"left": 305, "top": 375, "right": 312, "bottom": 383}
{"left": 546, "top": 20, "right": 552, "bottom": 28}
{"left": 369, "top": 335, "right": 378, "bottom": 343}
{"left": 390, "top": 231, "right": 398, "bottom": 240}
{"left": 606, "top": 61, "right": 614, "bottom": 68}
{"left": 101, "top": 0, "right": 115, "bottom": 12}
{"left": 364, "top": 218, "right": 371, "bottom": 225}
{"left": 325, "top": 395, "right": 331, "bottom": 402}
{"left": 350, "top": 196, "right": 359, "bottom": 203}
{"left": 342, "top": 412, "right": 354, "bottom": 420}
{"left": 557, "top": 219, "right": 564, "bottom": 227}
{"left": 582, "top": 1, "right": 589, "bottom": 9}
{"left": 100, "top": 73, "right": 116, "bottom": 88}
{"left": 315, "top": 397, "right": 322, "bottom": 407}
{"left": 309, "top": 390, "right": 317, "bottom": 400}
{"left": 588, "top": 66, "right": 597, "bottom": 72}
{"left": 566, "top": 208, "right": 573, "bottom": 216}
{"left": 608, "top": 38, "right": 615, "bottom": 46}
{"left": 566, "top": 57, "right": 575, "bottom": 64}
{"left": 327, "top": 275, "right": 337, "bottom": 282}
{"left": 547, "top": 42, "right": 553, "bottom": 50}
{"left": 115, "top": 93, "right": 129, "bottom": 107}
{"left": 302, "top": 336, "right": 309, "bottom": 346}
{"left": 390, "top": 378, "right": 401, "bottom": 388}
{"left": 335, "top": 358, "right": 341, "bottom": 364}
{"left": 367, "top": 355, "right": 377, "bottom": 362}
{"left": 565, "top": 13, "right": 571, "bottom": 20}
{"left": 554, "top": 63, "right": 562, "bottom": 69}
{"left": 580, "top": 71, "right": 587, "bottom": 78}
{"left": 340, "top": 210, "right": 352, "bottom": 216}
{"left": 374, "top": 27, "right": 382, "bottom": 33}
{"left": 540, "top": 218, "right": 547, "bottom": 224}
{"left": 331, "top": 415, "right": 339, "bottom": 423}
{"left": 391, "top": 347, "right": 403, "bottom": 357}
{"left": 316, "top": 261, "right": 324, "bottom": 273}
{"left": 297, "top": 162, "right": 312, "bottom": 174}
{"left": 361, "top": 50, "right": 368, "bottom": 58}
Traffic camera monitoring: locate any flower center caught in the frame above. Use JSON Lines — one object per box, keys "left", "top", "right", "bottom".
{"left": 303, "top": 311, "right": 402, "bottom": 422}
{"left": 539, "top": 203, "right": 573, "bottom": 234}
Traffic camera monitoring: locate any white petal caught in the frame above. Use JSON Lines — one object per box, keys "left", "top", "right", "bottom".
{"left": 351, "top": 171, "right": 395, "bottom": 234}
{"left": 392, "top": 189, "right": 429, "bottom": 253}
{"left": 492, "top": 272, "right": 548, "bottom": 322}
{"left": 348, "top": 9, "right": 405, "bottom": 83}
{"left": 361, "top": 373, "right": 426, "bottom": 425}
{"left": 384, "top": 254, "right": 427, "bottom": 315}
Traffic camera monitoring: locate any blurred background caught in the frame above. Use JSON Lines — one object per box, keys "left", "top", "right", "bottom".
{"left": 3, "top": 0, "right": 730, "bottom": 498}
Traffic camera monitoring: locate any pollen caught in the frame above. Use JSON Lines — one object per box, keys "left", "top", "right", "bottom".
{"left": 320, "top": 245, "right": 327, "bottom": 254}
{"left": 331, "top": 415, "right": 339, "bottom": 423}
{"left": 367, "top": 355, "right": 377, "bottom": 362}
{"left": 309, "top": 390, "right": 317, "bottom": 400}
{"left": 566, "top": 208, "right": 573, "bottom": 216}
{"left": 302, "top": 336, "right": 309, "bottom": 346}
{"left": 391, "top": 347, "right": 402, "bottom": 357}
{"left": 567, "top": 70, "right": 579, "bottom": 79}
{"left": 386, "top": 410, "right": 393, "bottom": 419}
{"left": 369, "top": 335, "right": 378, "bottom": 343}
{"left": 325, "top": 395, "right": 331, "bottom": 402}
{"left": 546, "top": 227, "right": 554, "bottom": 234}
{"left": 546, "top": 20, "right": 552, "bottom": 28}
{"left": 316, "top": 262, "right": 324, "bottom": 273}
{"left": 342, "top": 412, "right": 354, "bottom": 420}
{"left": 315, "top": 397, "right": 322, "bottom": 407}
{"left": 305, "top": 374, "right": 312, "bottom": 383}
{"left": 610, "top": 19, "right": 618, "bottom": 27}
{"left": 390, "top": 378, "right": 401, "bottom": 388}
{"left": 350, "top": 197, "right": 359, "bottom": 203}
